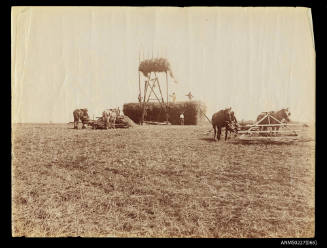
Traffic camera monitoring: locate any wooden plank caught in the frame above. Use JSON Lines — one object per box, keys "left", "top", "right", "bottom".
{"left": 144, "top": 121, "right": 170, "bottom": 125}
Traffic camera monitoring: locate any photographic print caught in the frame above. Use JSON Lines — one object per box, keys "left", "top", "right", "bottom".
{"left": 11, "top": 7, "right": 315, "bottom": 237}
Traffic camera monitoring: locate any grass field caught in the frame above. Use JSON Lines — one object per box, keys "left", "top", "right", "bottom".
{"left": 11, "top": 123, "right": 315, "bottom": 237}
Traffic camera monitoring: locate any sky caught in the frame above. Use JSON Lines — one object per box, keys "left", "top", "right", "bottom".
{"left": 11, "top": 7, "right": 315, "bottom": 123}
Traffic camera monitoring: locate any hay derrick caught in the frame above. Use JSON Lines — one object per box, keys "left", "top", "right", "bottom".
{"left": 123, "top": 101, "right": 207, "bottom": 125}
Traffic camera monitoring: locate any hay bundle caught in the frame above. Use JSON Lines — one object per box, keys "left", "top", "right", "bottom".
{"left": 90, "top": 115, "right": 137, "bottom": 129}
{"left": 116, "top": 115, "right": 137, "bottom": 127}
{"left": 138, "top": 58, "right": 174, "bottom": 79}
{"left": 123, "top": 101, "right": 207, "bottom": 125}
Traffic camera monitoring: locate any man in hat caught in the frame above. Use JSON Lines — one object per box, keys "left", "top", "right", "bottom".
{"left": 186, "top": 91, "right": 193, "bottom": 100}
{"left": 169, "top": 92, "right": 176, "bottom": 103}
{"left": 180, "top": 112, "right": 184, "bottom": 125}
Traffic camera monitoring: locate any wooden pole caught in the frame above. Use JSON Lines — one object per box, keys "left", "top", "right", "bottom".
{"left": 155, "top": 73, "right": 165, "bottom": 104}
{"left": 153, "top": 73, "right": 167, "bottom": 115}
{"left": 165, "top": 71, "right": 169, "bottom": 123}
{"left": 200, "top": 109, "right": 212, "bottom": 124}
{"left": 138, "top": 72, "right": 141, "bottom": 103}
{"left": 138, "top": 51, "right": 141, "bottom": 104}
{"left": 141, "top": 73, "right": 149, "bottom": 125}
{"left": 166, "top": 72, "right": 168, "bottom": 106}
{"left": 146, "top": 73, "right": 153, "bottom": 103}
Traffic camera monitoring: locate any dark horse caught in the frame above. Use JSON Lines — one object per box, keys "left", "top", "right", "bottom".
{"left": 73, "top": 109, "right": 90, "bottom": 129}
{"left": 226, "top": 111, "right": 240, "bottom": 137}
{"left": 212, "top": 108, "right": 238, "bottom": 141}
{"left": 256, "top": 108, "right": 291, "bottom": 133}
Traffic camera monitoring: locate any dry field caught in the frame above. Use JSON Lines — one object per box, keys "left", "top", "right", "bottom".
{"left": 12, "top": 123, "right": 315, "bottom": 238}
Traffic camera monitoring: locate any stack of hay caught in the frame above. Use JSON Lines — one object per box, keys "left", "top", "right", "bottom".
{"left": 138, "top": 57, "right": 174, "bottom": 78}
{"left": 123, "top": 101, "right": 207, "bottom": 125}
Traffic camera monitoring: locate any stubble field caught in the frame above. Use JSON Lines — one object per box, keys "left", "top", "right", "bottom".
{"left": 12, "top": 123, "right": 315, "bottom": 237}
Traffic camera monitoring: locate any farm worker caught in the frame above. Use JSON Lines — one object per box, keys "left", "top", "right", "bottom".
{"left": 169, "top": 92, "right": 176, "bottom": 103}
{"left": 185, "top": 91, "right": 193, "bottom": 100}
{"left": 180, "top": 112, "right": 184, "bottom": 125}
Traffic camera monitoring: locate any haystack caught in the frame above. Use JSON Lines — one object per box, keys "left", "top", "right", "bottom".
{"left": 123, "top": 101, "right": 207, "bottom": 125}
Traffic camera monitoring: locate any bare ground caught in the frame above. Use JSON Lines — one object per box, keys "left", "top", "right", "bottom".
{"left": 11, "top": 123, "right": 315, "bottom": 237}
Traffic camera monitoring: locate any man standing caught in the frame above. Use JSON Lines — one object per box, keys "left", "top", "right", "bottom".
{"left": 185, "top": 91, "right": 193, "bottom": 100}
{"left": 180, "top": 112, "right": 184, "bottom": 125}
{"left": 138, "top": 93, "right": 142, "bottom": 103}
{"left": 169, "top": 92, "right": 176, "bottom": 103}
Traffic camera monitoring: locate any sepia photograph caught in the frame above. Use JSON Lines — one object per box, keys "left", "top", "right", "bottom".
{"left": 11, "top": 6, "right": 315, "bottom": 238}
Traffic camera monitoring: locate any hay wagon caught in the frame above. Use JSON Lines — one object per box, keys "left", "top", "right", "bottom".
{"left": 88, "top": 115, "right": 131, "bottom": 129}
{"left": 236, "top": 112, "right": 307, "bottom": 143}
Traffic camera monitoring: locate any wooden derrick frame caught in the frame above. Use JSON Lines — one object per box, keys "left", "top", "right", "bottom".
{"left": 138, "top": 65, "right": 170, "bottom": 125}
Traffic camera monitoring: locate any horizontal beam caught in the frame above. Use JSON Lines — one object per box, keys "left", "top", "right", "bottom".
{"left": 238, "top": 130, "right": 301, "bottom": 134}
{"left": 241, "top": 124, "right": 305, "bottom": 127}
{"left": 239, "top": 136, "right": 299, "bottom": 140}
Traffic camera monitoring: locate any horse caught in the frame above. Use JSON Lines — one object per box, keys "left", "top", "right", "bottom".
{"left": 225, "top": 111, "right": 240, "bottom": 138}
{"left": 256, "top": 108, "right": 291, "bottom": 134}
{"left": 103, "top": 108, "right": 119, "bottom": 129}
{"left": 212, "top": 108, "right": 237, "bottom": 141}
{"left": 73, "top": 109, "right": 89, "bottom": 129}
{"left": 102, "top": 111, "right": 110, "bottom": 129}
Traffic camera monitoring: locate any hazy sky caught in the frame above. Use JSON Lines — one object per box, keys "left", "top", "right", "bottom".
{"left": 12, "top": 7, "right": 315, "bottom": 123}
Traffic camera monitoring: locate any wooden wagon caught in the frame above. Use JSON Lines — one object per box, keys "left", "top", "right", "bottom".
{"left": 236, "top": 112, "right": 307, "bottom": 143}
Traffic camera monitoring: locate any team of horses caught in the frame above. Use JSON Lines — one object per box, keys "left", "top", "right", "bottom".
{"left": 73, "top": 107, "right": 292, "bottom": 141}
{"left": 73, "top": 108, "right": 120, "bottom": 129}
{"left": 101, "top": 108, "right": 120, "bottom": 129}
{"left": 211, "top": 107, "right": 291, "bottom": 141}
